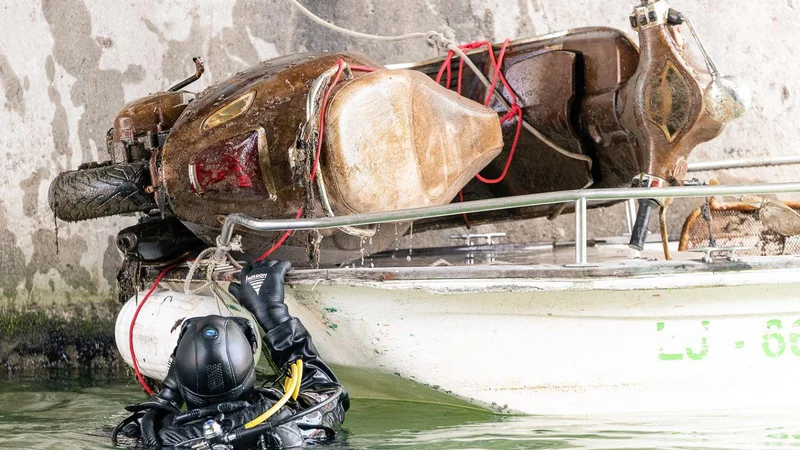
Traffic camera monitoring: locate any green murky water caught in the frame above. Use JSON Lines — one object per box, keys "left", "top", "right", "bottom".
{"left": 2, "top": 374, "right": 800, "bottom": 449}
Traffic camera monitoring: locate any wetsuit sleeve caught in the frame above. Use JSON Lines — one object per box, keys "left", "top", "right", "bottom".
{"left": 254, "top": 315, "right": 351, "bottom": 415}
{"left": 263, "top": 317, "right": 344, "bottom": 394}
{"left": 229, "top": 260, "right": 350, "bottom": 411}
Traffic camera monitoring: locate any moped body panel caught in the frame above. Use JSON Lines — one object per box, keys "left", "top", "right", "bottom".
{"left": 162, "top": 52, "right": 502, "bottom": 265}
{"left": 410, "top": 27, "right": 641, "bottom": 228}
{"left": 109, "top": 90, "right": 194, "bottom": 163}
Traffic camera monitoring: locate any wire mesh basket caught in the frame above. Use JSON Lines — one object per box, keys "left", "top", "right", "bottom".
{"left": 678, "top": 198, "right": 800, "bottom": 256}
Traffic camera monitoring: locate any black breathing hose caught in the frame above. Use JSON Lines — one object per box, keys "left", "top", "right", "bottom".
{"left": 629, "top": 199, "right": 657, "bottom": 251}
{"left": 174, "top": 400, "right": 250, "bottom": 425}
{"left": 223, "top": 386, "right": 344, "bottom": 445}
{"left": 270, "top": 386, "right": 344, "bottom": 428}
{"left": 111, "top": 411, "right": 145, "bottom": 446}
{"left": 140, "top": 409, "right": 163, "bottom": 447}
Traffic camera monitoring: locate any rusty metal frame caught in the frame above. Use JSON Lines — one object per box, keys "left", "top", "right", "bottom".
{"left": 678, "top": 197, "right": 800, "bottom": 251}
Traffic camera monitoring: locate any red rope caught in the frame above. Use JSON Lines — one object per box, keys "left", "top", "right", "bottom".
{"left": 475, "top": 105, "right": 522, "bottom": 184}
{"left": 254, "top": 209, "right": 304, "bottom": 261}
{"left": 349, "top": 65, "right": 379, "bottom": 73}
{"left": 310, "top": 61, "right": 378, "bottom": 183}
{"left": 435, "top": 50, "right": 455, "bottom": 87}
{"left": 255, "top": 60, "right": 378, "bottom": 261}
{"left": 458, "top": 190, "right": 471, "bottom": 229}
{"left": 129, "top": 264, "right": 177, "bottom": 395}
{"left": 309, "top": 62, "right": 346, "bottom": 182}
{"left": 457, "top": 56, "right": 465, "bottom": 95}
{"left": 435, "top": 39, "right": 521, "bottom": 226}
{"left": 436, "top": 39, "right": 522, "bottom": 185}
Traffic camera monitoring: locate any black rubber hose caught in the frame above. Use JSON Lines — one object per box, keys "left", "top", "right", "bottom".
{"left": 111, "top": 411, "right": 145, "bottom": 446}
{"left": 140, "top": 409, "right": 162, "bottom": 448}
{"left": 629, "top": 199, "right": 657, "bottom": 251}
{"left": 174, "top": 400, "right": 250, "bottom": 425}
{"left": 223, "top": 386, "right": 344, "bottom": 445}
{"left": 269, "top": 386, "right": 343, "bottom": 429}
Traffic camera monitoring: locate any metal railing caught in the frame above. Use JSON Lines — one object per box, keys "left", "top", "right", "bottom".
{"left": 687, "top": 155, "right": 800, "bottom": 172}
{"left": 218, "top": 182, "right": 800, "bottom": 265}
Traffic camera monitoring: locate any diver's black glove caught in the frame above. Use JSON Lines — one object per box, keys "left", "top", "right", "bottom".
{"left": 228, "top": 260, "right": 292, "bottom": 331}
{"left": 230, "top": 261, "right": 347, "bottom": 410}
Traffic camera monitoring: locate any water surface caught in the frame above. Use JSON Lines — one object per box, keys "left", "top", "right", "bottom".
{"left": 1, "top": 376, "right": 799, "bottom": 449}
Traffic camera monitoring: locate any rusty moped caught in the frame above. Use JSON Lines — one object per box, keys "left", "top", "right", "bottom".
{"left": 49, "top": 0, "right": 747, "bottom": 275}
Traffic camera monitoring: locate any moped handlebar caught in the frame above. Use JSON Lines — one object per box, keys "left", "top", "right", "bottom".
{"left": 623, "top": 0, "right": 749, "bottom": 251}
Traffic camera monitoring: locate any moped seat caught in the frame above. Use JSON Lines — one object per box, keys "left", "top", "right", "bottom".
{"left": 322, "top": 69, "right": 503, "bottom": 215}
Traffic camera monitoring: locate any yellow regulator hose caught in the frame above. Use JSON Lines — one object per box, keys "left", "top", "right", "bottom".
{"left": 245, "top": 359, "right": 303, "bottom": 429}
{"left": 292, "top": 360, "right": 303, "bottom": 401}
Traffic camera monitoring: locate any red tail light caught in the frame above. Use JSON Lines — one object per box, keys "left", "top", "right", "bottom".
{"left": 188, "top": 130, "right": 273, "bottom": 198}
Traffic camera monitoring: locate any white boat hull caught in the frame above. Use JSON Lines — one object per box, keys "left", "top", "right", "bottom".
{"left": 282, "top": 258, "right": 800, "bottom": 415}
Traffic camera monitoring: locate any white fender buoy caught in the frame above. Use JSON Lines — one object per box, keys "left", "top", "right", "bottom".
{"left": 115, "top": 281, "right": 261, "bottom": 381}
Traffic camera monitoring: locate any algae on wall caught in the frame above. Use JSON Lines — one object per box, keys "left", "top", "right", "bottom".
{"left": 0, "top": 301, "right": 121, "bottom": 373}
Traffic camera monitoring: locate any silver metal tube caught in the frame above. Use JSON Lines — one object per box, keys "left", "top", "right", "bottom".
{"left": 683, "top": 18, "right": 719, "bottom": 78}
{"left": 217, "top": 182, "right": 800, "bottom": 246}
{"left": 625, "top": 199, "right": 637, "bottom": 235}
{"left": 687, "top": 155, "right": 800, "bottom": 172}
{"left": 575, "top": 197, "right": 587, "bottom": 264}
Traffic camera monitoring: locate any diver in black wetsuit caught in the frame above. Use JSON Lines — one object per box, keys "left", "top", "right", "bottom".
{"left": 114, "top": 260, "right": 348, "bottom": 449}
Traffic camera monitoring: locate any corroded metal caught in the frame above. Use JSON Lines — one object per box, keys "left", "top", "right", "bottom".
{"left": 111, "top": 91, "right": 194, "bottom": 143}
{"left": 618, "top": 7, "right": 723, "bottom": 187}
{"left": 410, "top": 27, "right": 641, "bottom": 228}
{"left": 163, "top": 52, "right": 385, "bottom": 265}
{"left": 410, "top": 4, "right": 739, "bottom": 231}
{"left": 679, "top": 198, "right": 800, "bottom": 256}
{"left": 109, "top": 90, "right": 194, "bottom": 163}
{"left": 160, "top": 52, "right": 502, "bottom": 265}
{"left": 63, "top": 3, "right": 743, "bottom": 268}
{"left": 168, "top": 57, "right": 205, "bottom": 92}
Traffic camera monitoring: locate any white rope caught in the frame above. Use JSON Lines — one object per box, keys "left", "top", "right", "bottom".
{"left": 289, "top": 0, "right": 449, "bottom": 46}
{"left": 445, "top": 45, "right": 594, "bottom": 169}
{"left": 288, "top": 0, "right": 594, "bottom": 170}
{"left": 183, "top": 247, "right": 216, "bottom": 295}
{"left": 183, "top": 236, "right": 243, "bottom": 295}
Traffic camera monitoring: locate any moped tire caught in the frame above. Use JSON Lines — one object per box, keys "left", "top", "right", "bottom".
{"left": 49, "top": 162, "right": 157, "bottom": 222}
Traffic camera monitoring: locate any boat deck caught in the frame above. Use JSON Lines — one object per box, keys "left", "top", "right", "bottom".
{"left": 283, "top": 237, "right": 800, "bottom": 288}
{"left": 276, "top": 238, "right": 800, "bottom": 415}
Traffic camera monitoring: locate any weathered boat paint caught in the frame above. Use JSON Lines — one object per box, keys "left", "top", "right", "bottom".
{"left": 274, "top": 253, "right": 800, "bottom": 415}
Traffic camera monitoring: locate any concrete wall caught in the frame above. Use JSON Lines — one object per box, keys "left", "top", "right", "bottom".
{"left": 0, "top": 0, "right": 797, "bottom": 311}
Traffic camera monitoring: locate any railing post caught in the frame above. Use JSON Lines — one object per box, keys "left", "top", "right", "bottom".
{"left": 575, "top": 197, "right": 587, "bottom": 265}
{"left": 625, "top": 199, "right": 637, "bottom": 235}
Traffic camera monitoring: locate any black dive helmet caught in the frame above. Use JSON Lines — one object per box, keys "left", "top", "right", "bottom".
{"left": 171, "top": 315, "right": 260, "bottom": 408}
